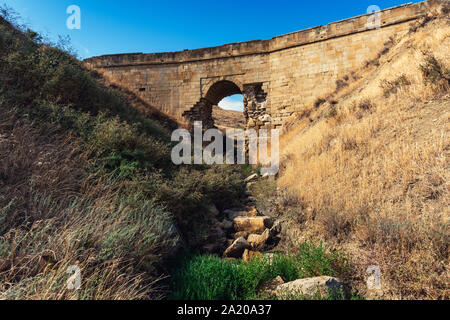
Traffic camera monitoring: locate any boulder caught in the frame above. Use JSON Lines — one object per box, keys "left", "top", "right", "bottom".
{"left": 258, "top": 276, "right": 284, "bottom": 296}
{"left": 223, "top": 237, "right": 251, "bottom": 258}
{"left": 233, "top": 231, "right": 249, "bottom": 240}
{"left": 247, "top": 229, "right": 270, "bottom": 250}
{"left": 234, "top": 216, "right": 274, "bottom": 234}
{"left": 224, "top": 209, "right": 247, "bottom": 221}
{"left": 258, "top": 114, "right": 272, "bottom": 123}
{"left": 276, "top": 276, "right": 344, "bottom": 298}
{"left": 270, "top": 220, "right": 282, "bottom": 237}
{"left": 247, "top": 208, "right": 259, "bottom": 217}
{"left": 242, "top": 249, "right": 263, "bottom": 262}
{"left": 208, "top": 226, "right": 226, "bottom": 242}
{"left": 244, "top": 173, "right": 258, "bottom": 183}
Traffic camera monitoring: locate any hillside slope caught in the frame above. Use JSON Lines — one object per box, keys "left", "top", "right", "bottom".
{"left": 277, "top": 9, "right": 449, "bottom": 299}
{"left": 0, "top": 14, "right": 245, "bottom": 299}
{"left": 212, "top": 106, "right": 247, "bottom": 130}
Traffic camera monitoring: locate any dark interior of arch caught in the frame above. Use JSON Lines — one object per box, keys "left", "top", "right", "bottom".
{"left": 205, "top": 80, "right": 242, "bottom": 105}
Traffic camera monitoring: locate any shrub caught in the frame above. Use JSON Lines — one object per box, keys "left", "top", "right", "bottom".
{"left": 420, "top": 54, "right": 450, "bottom": 91}
{"left": 359, "top": 213, "right": 421, "bottom": 254}
{"left": 325, "top": 105, "right": 338, "bottom": 119}
{"left": 99, "top": 196, "right": 179, "bottom": 271}
{"left": 358, "top": 99, "right": 374, "bottom": 111}
{"left": 335, "top": 79, "right": 348, "bottom": 91}
{"left": 380, "top": 74, "right": 411, "bottom": 97}
{"left": 314, "top": 98, "right": 326, "bottom": 109}
{"left": 318, "top": 210, "right": 353, "bottom": 241}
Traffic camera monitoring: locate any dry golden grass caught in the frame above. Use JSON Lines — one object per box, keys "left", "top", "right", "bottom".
{"left": 278, "top": 13, "right": 449, "bottom": 299}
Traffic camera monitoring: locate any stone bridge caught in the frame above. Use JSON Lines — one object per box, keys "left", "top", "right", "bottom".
{"left": 84, "top": 1, "right": 436, "bottom": 129}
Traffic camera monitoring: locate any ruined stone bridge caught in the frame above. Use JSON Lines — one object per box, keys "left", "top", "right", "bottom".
{"left": 84, "top": 1, "right": 436, "bottom": 129}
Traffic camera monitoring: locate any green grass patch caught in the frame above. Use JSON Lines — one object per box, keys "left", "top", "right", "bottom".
{"left": 170, "top": 241, "right": 350, "bottom": 300}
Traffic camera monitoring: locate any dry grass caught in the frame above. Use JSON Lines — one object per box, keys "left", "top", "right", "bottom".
{"left": 278, "top": 14, "right": 449, "bottom": 299}
{"left": 0, "top": 116, "right": 178, "bottom": 299}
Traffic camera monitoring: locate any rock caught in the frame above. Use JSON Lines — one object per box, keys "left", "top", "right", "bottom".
{"left": 247, "top": 229, "right": 270, "bottom": 250}
{"left": 247, "top": 208, "right": 259, "bottom": 217}
{"left": 204, "top": 225, "right": 227, "bottom": 254}
{"left": 223, "top": 237, "right": 251, "bottom": 258}
{"left": 270, "top": 220, "right": 282, "bottom": 237}
{"left": 242, "top": 249, "right": 263, "bottom": 262}
{"left": 208, "top": 226, "right": 226, "bottom": 241}
{"left": 206, "top": 204, "right": 220, "bottom": 216}
{"left": 276, "top": 276, "right": 344, "bottom": 298}
{"left": 234, "top": 216, "right": 274, "bottom": 234}
{"left": 258, "top": 114, "right": 272, "bottom": 123}
{"left": 233, "top": 231, "right": 249, "bottom": 240}
{"left": 258, "top": 276, "right": 284, "bottom": 296}
{"left": 244, "top": 173, "right": 258, "bottom": 183}
{"left": 217, "top": 219, "right": 233, "bottom": 231}
{"left": 224, "top": 210, "right": 247, "bottom": 221}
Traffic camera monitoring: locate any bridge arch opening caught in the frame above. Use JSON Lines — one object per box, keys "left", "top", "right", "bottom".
{"left": 183, "top": 80, "right": 269, "bottom": 130}
{"left": 184, "top": 80, "right": 245, "bottom": 129}
{"left": 215, "top": 92, "right": 246, "bottom": 130}
{"left": 205, "top": 80, "right": 242, "bottom": 106}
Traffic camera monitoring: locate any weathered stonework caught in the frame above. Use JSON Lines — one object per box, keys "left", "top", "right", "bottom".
{"left": 84, "top": 1, "right": 440, "bottom": 129}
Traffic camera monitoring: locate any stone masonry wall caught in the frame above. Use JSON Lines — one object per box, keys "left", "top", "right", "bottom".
{"left": 84, "top": 1, "right": 439, "bottom": 129}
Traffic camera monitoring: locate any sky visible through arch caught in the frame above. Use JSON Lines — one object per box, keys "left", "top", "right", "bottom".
{"left": 5, "top": 0, "right": 423, "bottom": 111}
{"left": 219, "top": 95, "right": 244, "bottom": 112}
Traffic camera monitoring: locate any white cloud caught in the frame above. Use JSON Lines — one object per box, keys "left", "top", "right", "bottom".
{"left": 218, "top": 96, "right": 244, "bottom": 112}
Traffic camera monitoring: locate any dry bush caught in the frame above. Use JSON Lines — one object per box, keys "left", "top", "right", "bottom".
{"left": 380, "top": 74, "right": 411, "bottom": 97}
{"left": 420, "top": 54, "right": 450, "bottom": 92}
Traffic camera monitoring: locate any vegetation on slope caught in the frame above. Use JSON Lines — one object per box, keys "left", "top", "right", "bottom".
{"left": 0, "top": 8, "right": 245, "bottom": 299}
{"left": 278, "top": 8, "right": 449, "bottom": 300}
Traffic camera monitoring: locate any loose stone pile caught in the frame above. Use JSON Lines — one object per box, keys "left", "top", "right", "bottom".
{"left": 201, "top": 173, "right": 345, "bottom": 298}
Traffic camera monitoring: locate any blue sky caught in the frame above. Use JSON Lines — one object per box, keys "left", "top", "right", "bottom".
{"left": 5, "top": 0, "right": 421, "bottom": 111}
